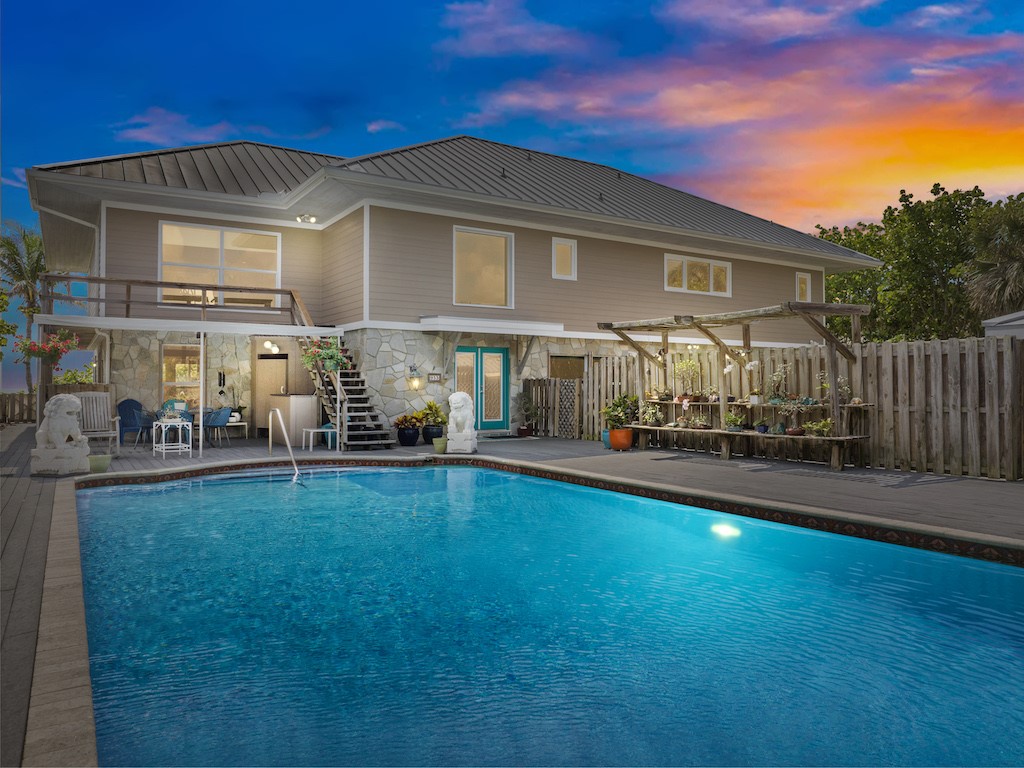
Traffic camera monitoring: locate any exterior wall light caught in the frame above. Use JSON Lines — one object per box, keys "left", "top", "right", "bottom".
{"left": 296, "top": 213, "right": 317, "bottom": 224}
{"left": 407, "top": 364, "right": 423, "bottom": 391}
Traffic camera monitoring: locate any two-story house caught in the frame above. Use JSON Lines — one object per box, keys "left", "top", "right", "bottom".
{"left": 28, "top": 135, "right": 877, "bottom": 438}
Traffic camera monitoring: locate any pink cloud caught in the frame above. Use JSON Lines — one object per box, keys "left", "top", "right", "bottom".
{"left": 658, "top": 0, "right": 882, "bottom": 42}
{"left": 114, "top": 107, "right": 236, "bottom": 145}
{"left": 437, "top": 0, "right": 596, "bottom": 57}
{"left": 366, "top": 119, "right": 406, "bottom": 134}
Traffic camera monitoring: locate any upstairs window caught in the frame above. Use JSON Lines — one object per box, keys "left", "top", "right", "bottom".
{"left": 453, "top": 227, "right": 514, "bottom": 308}
{"left": 552, "top": 238, "right": 577, "bottom": 280}
{"left": 665, "top": 254, "right": 731, "bottom": 296}
{"left": 160, "top": 223, "right": 281, "bottom": 308}
{"left": 796, "top": 272, "right": 812, "bottom": 302}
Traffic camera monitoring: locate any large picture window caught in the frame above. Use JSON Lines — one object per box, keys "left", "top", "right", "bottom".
{"left": 161, "top": 223, "right": 281, "bottom": 308}
{"left": 665, "top": 254, "right": 731, "bottom": 297}
{"left": 161, "top": 344, "right": 200, "bottom": 408}
{"left": 453, "top": 227, "right": 513, "bottom": 308}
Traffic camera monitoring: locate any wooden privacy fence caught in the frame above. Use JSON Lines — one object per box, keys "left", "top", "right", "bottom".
{"left": 0, "top": 392, "right": 36, "bottom": 424}
{"left": 525, "top": 355, "right": 638, "bottom": 440}
{"left": 527, "top": 337, "right": 1023, "bottom": 480}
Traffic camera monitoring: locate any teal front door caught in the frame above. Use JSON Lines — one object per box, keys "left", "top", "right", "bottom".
{"left": 454, "top": 346, "right": 509, "bottom": 431}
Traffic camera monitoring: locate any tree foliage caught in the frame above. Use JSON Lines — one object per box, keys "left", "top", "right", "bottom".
{"left": 0, "top": 290, "right": 17, "bottom": 362}
{"left": 965, "top": 193, "right": 1024, "bottom": 319}
{"left": 1, "top": 222, "right": 48, "bottom": 390}
{"left": 819, "top": 184, "right": 999, "bottom": 341}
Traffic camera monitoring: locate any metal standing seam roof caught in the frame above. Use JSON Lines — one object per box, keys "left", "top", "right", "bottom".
{"left": 36, "top": 141, "right": 346, "bottom": 197}
{"left": 36, "top": 135, "right": 875, "bottom": 264}
{"left": 333, "top": 135, "right": 875, "bottom": 263}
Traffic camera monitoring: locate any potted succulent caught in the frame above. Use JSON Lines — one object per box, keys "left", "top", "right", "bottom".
{"left": 754, "top": 417, "right": 770, "bottom": 434}
{"left": 600, "top": 394, "right": 638, "bottom": 450}
{"left": 418, "top": 401, "right": 446, "bottom": 444}
{"left": 512, "top": 390, "right": 543, "bottom": 436}
{"left": 393, "top": 413, "right": 424, "bottom": 446}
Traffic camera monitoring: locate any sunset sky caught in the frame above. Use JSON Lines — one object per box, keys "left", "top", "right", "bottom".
{"left": 1, "top": 0, "right": 1022, "bottom": 385}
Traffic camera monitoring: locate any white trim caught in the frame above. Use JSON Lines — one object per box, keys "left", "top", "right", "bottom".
{"left": 551, "top": 237, "right": 577, "bottom": 281}
{"left": 417, "top": 316, "right": 563, "bottom": 334}
{"left": 98, "top": 204, "right": 108, "bottom": 313}
{"left": 35, "top": 205, "right": 98, "bottom": 231}
{"left": 796, "top": 272, "right": 812, "bottom": 302}
{"left": 664, "top": 253, "right": 732, "bottom": 297}
{"left": 452, "top": 225, "right": 515, "bottom": 309}
{"left": 158, "top": 220, "right": 282, "bottom": 308}
{"left": 102, "top": 200, "right": 332, "bottom": 231}
{"left": 318, "top": 200, "right": 366, "bottom": 230}
{"left": 362, "top": 204, "right": 370, "bottom": 323}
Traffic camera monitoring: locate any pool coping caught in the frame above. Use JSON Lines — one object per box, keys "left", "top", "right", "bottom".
{"left": 27, "top": 454, "right": 1024, "bottom": 766}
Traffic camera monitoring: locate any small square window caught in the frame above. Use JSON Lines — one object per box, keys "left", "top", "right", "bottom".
{"left": 796, "top": 272, "right": 812, "bottom": 302}
{"left": 552, "top": 238, "right": 577, "bottom": 280}
{"left": 665, "top": 254, "right": 731, "bottom": 297}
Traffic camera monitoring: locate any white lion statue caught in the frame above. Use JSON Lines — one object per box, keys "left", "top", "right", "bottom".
{"left": 36, "top": 394, "right": 88, "bottom": 450}
{"left": 447, "top": 391, "right": 475, "bottom": 435}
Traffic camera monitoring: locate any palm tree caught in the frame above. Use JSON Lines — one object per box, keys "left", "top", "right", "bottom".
{"left": 966, "top": 194, "right": 1024, "bottom": 319}
{"left": 0, "top": 222, "right": 47, "bottom": 391}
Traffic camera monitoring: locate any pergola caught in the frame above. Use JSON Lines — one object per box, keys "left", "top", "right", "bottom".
{"left": 598, "top": 301, "right": 871, "bottom": 433}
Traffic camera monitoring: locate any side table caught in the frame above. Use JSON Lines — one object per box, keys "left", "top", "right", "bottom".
{"left": 153, "top": 419, "right": 193, "bottom": 457}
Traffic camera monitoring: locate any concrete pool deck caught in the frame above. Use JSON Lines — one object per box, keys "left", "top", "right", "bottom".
{"left": 2, "top": 423, "right": 1022, "bottom": 765}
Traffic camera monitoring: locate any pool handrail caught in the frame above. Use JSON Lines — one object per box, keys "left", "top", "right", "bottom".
{"left": 267, "top": 407, "right": 301, "bottom": 483}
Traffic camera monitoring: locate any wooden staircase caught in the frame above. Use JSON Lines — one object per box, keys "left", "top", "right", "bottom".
{"left": 298, "top": 339, "right": 395, "bottom": 450}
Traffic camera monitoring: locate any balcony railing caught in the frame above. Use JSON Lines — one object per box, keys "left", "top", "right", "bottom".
{"left": 41, "top": 274, "right": 315, "bottom": 326}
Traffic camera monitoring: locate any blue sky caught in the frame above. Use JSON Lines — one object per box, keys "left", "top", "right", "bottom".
{"left": 2, "top": 0, "right": 1023, "bottom": 388}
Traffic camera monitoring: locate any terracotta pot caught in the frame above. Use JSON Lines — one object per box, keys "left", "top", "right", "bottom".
{"left": 786, "top": 427, "right": 806, "bottom": 436}
{"left": 608, "top": 427, "right": 633, "bottom": 451}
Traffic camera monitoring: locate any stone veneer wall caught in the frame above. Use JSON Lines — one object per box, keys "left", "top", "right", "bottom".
{"left": 344, "top": 329, "right": 629, "bottom": 425}
{"left": 108, "top": 330, "right": 251, "bottom": 410}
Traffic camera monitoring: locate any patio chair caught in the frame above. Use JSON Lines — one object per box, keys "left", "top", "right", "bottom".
{"left": 204, "top": 407, "right": 233, "bottom": 447}
{"left": 77, "top": 391, "right": 121, "bottom": 456}
{"left": 117, "top": 398, "right": 155, "bottom": 446}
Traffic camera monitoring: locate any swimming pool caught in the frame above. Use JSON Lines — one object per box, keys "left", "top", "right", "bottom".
{"left": 77, "top": 466, "right": 1024, "bottom": 766}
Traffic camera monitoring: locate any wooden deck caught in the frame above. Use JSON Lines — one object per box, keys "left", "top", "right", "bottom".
{"left": 3, "top": 424, "right": 1022, "bottom": 765}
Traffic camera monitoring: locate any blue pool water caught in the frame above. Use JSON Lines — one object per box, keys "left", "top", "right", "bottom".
{"left": 77, "top": 467, "right": 1024, "bottom": 767}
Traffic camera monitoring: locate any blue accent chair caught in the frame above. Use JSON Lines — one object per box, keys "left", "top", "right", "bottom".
{"left": 117, "top": 398, "right": 154, "bottom": 446}
{"left": 204, "top": 407, "right": 233, "bottom": 447}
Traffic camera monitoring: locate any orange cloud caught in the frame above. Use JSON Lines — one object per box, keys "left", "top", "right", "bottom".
{"left": 681, "top": 89, "right": 1024, "bottom": 230}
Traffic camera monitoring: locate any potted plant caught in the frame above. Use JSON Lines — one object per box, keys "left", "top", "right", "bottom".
{"left": 674, "top": 359, "right": 700, "bottom": 397}
{"left": 803, "top": 418, "right": 834, "bottom": 437}
{"left": 393, "top": 413, "right": 423, "bottom": 446}
{"left": 724, "top": 409, "right": 745, "bottom": 432}
{"left": 639, "top": 401, "right": 664, "bottom": 426}
{"left": 301, "top": 338, "right": 352, "bottom": 372}
{"left": 418, "top": 401, "right": 446, "bottom": 443}
{"left": 512, "top": 390, "right": 542, "bottom": 436}
{"left": 780, "top": 399, "right": 807, "bottom": 435}
{"left": 766, "top": 362, "right": 792, "bottom": 403}
{"left": 600, "top": 394, "right": 638, "bottom": 450}
{"left": 690, "top": 414, "right": 711, "bottom": 430}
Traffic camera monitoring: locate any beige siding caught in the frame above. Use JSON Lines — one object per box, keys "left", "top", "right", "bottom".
{"left": 320, "top": 209, "right": 364, "bottom": 325}
{"left": 103, "top": 207, "right": 323, "bottom": 321}
{"left": 368, "top": 206, "right": 824, "bottom": 344}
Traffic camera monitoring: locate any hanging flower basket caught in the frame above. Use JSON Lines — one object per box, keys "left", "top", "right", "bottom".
{"left": 14, "top": 329, "right": 79, "bottom": 367}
